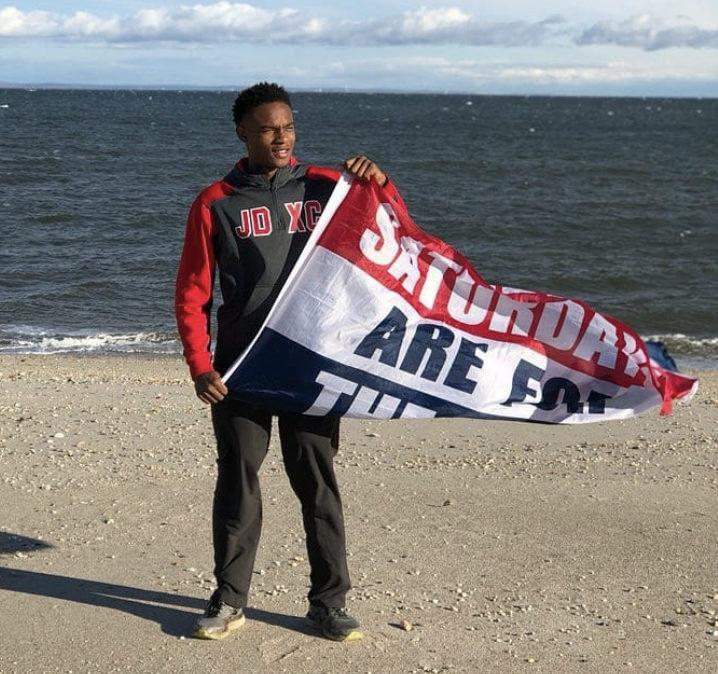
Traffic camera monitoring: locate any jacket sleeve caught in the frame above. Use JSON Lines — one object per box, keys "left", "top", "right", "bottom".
{"left": 175, "top": 193, "right": 215, "bottom": 379}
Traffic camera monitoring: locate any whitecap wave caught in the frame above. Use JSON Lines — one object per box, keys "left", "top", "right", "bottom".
{"left": 0, "top": 327, "right": 181, "bottom": 355}
{"left": 644, "top": 333, "right": 718, "bottom": 352}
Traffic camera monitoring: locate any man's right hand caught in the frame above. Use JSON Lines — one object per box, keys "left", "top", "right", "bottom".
{"left": 194, "top": 370, "right": 228, "bottom": 404}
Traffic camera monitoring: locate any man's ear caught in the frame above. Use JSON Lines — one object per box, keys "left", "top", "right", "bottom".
{"left": 236, "top": 124, "right": 247, "bottom": 143}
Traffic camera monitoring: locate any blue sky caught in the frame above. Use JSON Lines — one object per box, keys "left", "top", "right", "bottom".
{"left": 1, "top": 1, "right": 717, "bottom": 95}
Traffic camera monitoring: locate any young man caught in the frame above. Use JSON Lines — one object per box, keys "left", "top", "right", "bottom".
{"left": 175, "top": 82, "right": 401, "bottom": 641}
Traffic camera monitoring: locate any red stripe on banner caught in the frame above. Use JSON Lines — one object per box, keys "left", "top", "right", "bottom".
{"left": 315, "top": 180, "right": 678, "bottom": 394}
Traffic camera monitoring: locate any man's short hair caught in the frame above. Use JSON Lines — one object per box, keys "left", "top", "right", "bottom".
{"left": 232, "top": 82, "right": 292, "bottom": 125}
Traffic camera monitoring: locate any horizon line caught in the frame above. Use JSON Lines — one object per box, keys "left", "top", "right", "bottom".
{"left": 0, "top": 81, "right": 716, "bottom": 100}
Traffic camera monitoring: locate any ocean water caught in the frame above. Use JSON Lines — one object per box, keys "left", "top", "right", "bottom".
{"left": 0, "top": 89, "right": 716, "bottom": 369}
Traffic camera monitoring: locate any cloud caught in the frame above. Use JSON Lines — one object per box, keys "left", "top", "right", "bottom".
{"left": 1, "top": 4, "right": 716, "bottom": 51}
{"left": 0, "top": 3, "right": 563, "bottom": 46}
{"left": 577, "top": 14, "right": 718, "bottom": 50}
{"left": 0, "top": 3, "right": 322, "bottom": 42}
{"left": 0, "top": 7, "right": 122, "bottom": 38}
{"left": 327, "top": 56, "right": 716, "bottom": 85}
{"left": 493, "top": 62, "right": 715, "bottom": 83}
{"left": 358, "top": 10, "right": 565, "bottom": 47}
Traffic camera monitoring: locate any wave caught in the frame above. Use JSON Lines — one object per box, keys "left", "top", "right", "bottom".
{"left": 0, "top": 326, "right": 181, "bottom": 355}
{"left": 644, "top": 333, "right": 718, "bottom": 355}
{"left": 0, "top": 326, "right": 714, "bottom": 370}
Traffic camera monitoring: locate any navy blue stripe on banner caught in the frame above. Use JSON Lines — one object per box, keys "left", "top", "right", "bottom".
{"left": 224, "top": 329, "right": 497, "bottom": 419}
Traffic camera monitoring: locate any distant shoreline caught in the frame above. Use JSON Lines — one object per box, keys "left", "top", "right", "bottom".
{"left": 1, "top": 83, "right": 716, "bottom": 100}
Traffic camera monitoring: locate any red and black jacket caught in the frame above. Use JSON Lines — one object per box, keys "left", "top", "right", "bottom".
{"left": 175, "top": 158, "right": 402, "bottom": 379}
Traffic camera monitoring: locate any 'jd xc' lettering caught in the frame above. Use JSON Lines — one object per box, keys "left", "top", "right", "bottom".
{"left": 235, "top": 201, "right": 323, "bottom": 239}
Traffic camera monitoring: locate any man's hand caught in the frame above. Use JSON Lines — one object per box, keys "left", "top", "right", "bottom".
{"left": 194, "top": 370, "right": 228, "bottom": 404}
{"left": 344, "top": 155, "right": 387, "bottom": 187}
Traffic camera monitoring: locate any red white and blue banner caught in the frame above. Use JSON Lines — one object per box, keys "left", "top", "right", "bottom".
{"left": 223, "top": 176, "right": 697, "bottom": 423}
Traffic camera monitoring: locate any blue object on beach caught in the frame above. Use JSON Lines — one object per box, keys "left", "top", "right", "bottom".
{"left": 646, "top": 340, "right": 679, "bottom": 372}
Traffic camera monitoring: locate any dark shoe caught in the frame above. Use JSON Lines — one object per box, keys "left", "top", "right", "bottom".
{"left": 306, "top": 605, "right": 363, "bottom": 641}
{"left": 192, "top": 592, "right": 246, "bottom": 640}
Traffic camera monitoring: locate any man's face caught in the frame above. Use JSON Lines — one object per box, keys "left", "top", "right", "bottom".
{"left": 237, "top": 101, "right": 295, "bottom": 175}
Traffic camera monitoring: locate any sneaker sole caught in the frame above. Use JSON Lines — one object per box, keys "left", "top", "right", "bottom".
{"left": 192, "top": 614, "right": 246, "bottom": 640}
{"left": 331, "top": 629, "right": 364, "bottom": 642}
{"left": 307, "top": 620, "right": 364, "bottom": 642}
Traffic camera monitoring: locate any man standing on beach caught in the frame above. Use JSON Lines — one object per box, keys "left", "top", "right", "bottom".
{"left": 175, "top": 82, "right": 399, "bottom": 641}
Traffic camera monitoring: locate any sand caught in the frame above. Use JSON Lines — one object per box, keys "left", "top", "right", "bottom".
{"left": 0, "top": 354, "right": 716, "bottom": 674}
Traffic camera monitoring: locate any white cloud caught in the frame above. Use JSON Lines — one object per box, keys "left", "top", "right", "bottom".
{"left": 0, "top": 7, "right": 57, "bottom": 36}
{"left": 128, "top": 3, "right": 312, "bottom": 42}
{"left": 359, "top": 10, "right": 565, "bottom": 46}
{"left": 0, "top": 3, "right": 318, "bottom": 42}
{"left": 1, "top": 3, "right": 716, "bottom": 52}
{"left": 320, "top": 55, "right": 717, "bottom": 86}
{"left": 0, "top": 4, "right": 564, "bottom": 46}
{"left": 577, "top": 14, "right": 718, "bottom": 50}
{"left": 495, "top": 62, "right": 715, "bottom": 83}
{"left": 0, "top": 7, "right": 121, "bottom": 38}
{"left": 62, "top": 11, "right": 122, "bottom": 38}
{"left": 401, "top": 7, "right": 471, "bottom": 33}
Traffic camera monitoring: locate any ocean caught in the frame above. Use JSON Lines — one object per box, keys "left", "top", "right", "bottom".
{"left": 0, "top": 89, "right": 716, "bottom": 369}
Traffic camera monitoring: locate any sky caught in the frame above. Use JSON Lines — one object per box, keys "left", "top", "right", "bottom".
{"left": 1, "top": 1, "right": 717, "bottom": 96}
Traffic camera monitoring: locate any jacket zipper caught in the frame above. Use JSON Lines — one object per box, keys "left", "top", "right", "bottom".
{"left": 271, "top": 182, "right": 285, "bottom": 231}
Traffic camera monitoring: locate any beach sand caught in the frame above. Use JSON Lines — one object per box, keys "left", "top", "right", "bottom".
{"left": 0, "top": 355, "right": 716, "bottom": 673}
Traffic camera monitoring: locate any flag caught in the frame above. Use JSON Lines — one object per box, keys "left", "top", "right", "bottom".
{"left": 222, "top": 176, "right": 697, "bottom": 423}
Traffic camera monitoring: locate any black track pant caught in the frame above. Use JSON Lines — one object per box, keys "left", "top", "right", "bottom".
{"left": 210, "top": 398, "right": 351, "bottom": 609}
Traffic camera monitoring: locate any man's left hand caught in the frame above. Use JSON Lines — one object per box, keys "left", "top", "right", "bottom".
{"left": 344, "top": 155, "right": 387, "bottom": 187}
